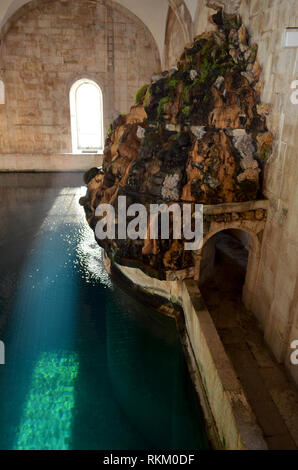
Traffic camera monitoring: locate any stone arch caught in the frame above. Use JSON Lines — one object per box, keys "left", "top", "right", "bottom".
{"left": 164, "top": 1, "right": 193, "bottom": 69}
{"left": 198, "top": 224, "right": 262, "bottom": 311}
{"left": 0, "top": 0, "right": 47, "bottom": 39}
{"left": 202, "top": 224, "right": 260, "bottom": 251}
{"left": 167, "top": 0, "right": 193, "bottom": 43}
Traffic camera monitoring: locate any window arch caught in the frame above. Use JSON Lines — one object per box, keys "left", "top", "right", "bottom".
{"left": 70, "top": 79, "right": 104, "bottom": 153}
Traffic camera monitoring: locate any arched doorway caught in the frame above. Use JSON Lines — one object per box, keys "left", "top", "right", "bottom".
{"left": 199, "top": 228, "right": 252, "bottom": 329}
{"left": 199, "top": 229, "right": 250, "bottom": 291}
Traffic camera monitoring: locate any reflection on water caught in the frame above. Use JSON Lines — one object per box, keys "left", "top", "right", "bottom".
{"left": 0, "top": 173, "right": 209, "bottom": 450}
{"left": 75, "top": 224, "right": 112, "bottom": 289}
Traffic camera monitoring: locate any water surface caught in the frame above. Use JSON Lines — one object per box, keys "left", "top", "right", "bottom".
{"left": 0, "top": 173, "right": 209, "bottom": 450}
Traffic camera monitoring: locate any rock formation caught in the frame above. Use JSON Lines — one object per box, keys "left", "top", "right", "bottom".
{"left": 80, "top": 9, "right": 273, "bottom": 279}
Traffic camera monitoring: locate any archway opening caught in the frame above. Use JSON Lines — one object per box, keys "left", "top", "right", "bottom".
{"left": 199, "top": 228, "right": 254, "bottom": 339}
{"left": 199, "top": 229, "right": 251, "bottom": 331}
{"left": 199, "top": 229, "right": 250, "bottom": 298}
{"left": 70, "top": 79, "right": 103, "bottom": 154}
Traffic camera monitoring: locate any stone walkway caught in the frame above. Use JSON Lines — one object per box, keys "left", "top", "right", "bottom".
{"left": 200, "top": 232, "right": 298, "bottom": 450}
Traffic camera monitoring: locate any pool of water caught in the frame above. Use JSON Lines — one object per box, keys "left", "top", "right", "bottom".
{"left": 0, "top": 173, "right": 209, "bottom": 450}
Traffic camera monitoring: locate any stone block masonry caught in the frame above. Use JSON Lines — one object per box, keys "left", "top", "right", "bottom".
{"left": 0, "top": 0, "right": 160, "bottom": 157}
{"left": 238, "top": 0, "right": 298, "bottom": 387}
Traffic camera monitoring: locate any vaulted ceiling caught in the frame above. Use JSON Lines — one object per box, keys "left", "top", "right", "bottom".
{"left": 0, "top": 0, "right": 198, "bottom": 59}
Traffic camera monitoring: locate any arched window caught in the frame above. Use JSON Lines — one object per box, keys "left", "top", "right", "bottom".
{"left": 70, "top": 79, "right": 104, "bottom": 153}
{"left": 0, "top": 80, "right": 5, "bottom": 105}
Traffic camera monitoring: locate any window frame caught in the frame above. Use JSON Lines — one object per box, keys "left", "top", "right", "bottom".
{"left": 69, "top": 78, "right": 104, "bottom": 154}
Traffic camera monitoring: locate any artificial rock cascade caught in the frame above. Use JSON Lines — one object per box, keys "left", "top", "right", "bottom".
{"left": 80, "top": 10, "right": 273, "bottom": 279}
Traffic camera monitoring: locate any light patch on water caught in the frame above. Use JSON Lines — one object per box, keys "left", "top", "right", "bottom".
{"left": 37, "top": 186, "right": 87, "bottom": 234}
{"left": 14, "top": 351, "right": 79, "bottom": 450}
{"left": 75, "top": 223, "right": 112, "bottom": 289}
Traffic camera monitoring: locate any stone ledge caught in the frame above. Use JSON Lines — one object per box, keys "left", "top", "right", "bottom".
{"left": 183, "top": 280, "right": 267, "bottom": 450}
{"left": 0, "top": 153, "right": 104, "bottom": 172}
{"left": 204, "top": 199, "right": 269, "bottom": 214}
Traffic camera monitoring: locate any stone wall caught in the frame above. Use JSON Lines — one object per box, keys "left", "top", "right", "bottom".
{"left": 0, "top": 0, "right": 160, "bottom": 157}
{"left": 192, "top": 0, "right": 298, "bottom": 385}
{"left": 238, "top": 0, "right": 298, "bottom": 384}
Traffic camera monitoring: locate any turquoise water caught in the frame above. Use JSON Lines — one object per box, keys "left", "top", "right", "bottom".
{"left": 0, "top": 174, "right": 209, "bottom": 450}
